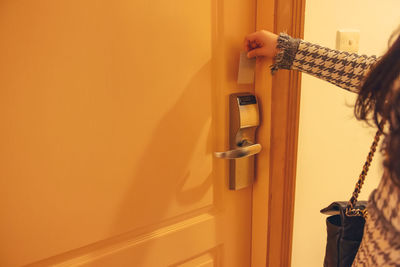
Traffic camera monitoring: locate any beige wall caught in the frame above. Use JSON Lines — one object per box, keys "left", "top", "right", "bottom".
{"left": 291, "top": 1, "right": 400, "bottom": 266}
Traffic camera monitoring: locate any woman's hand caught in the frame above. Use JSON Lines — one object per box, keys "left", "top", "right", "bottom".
{"left": 244, "top": 30, "right": 278, "bottom": 59}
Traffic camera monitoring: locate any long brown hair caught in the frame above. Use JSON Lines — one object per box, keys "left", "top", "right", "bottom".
{"left": 355, "top": 27, "right": 400, "bottom": 184}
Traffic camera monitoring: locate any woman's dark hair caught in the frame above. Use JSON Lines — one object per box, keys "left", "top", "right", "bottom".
{"left": 355, "top": 27, "right": 400, "bottom": 184}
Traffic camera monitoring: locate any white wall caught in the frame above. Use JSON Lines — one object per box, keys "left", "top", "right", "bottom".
{"left": 291, "top": 1, "right": 400, "bottom": 266}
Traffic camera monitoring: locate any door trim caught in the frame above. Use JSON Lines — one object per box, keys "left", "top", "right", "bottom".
{"left": 252, "top": 0, "right": 306, "bottom": 266}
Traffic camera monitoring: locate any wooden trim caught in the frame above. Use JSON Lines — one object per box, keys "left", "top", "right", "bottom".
{"left": 251, "top": 0, "right": 274, "bottom": 265}
{"left": 268, "top": 0, "right": 306, "bottom": 266}
{"left": 252, "top": 0, "right": 305, "bottom": 266}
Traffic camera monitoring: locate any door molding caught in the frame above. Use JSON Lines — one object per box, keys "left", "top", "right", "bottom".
{"left": 252, "top": 0, "right": 305, "bottom": 266}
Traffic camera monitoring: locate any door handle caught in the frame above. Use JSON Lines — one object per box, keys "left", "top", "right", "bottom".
{"left": 214, "top": 140, "right": 261, "bottom": 159}
{"left": 214, "top": 93, "right": 261, "bottom": 190}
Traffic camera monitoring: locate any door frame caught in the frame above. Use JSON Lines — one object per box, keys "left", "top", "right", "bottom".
{"left": 252, "top": 0, "right": 306, "bottom": 266}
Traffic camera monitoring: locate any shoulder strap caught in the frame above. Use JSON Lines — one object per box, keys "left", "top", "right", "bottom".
{"left": 345, "top": 122, "right": 385, "bottom": 217}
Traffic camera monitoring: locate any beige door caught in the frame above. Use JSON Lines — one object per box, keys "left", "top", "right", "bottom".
{"left": 0, "top": 1, "right": 265, "bottom": 266}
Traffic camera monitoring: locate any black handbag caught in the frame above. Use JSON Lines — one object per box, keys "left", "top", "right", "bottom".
{"left": 320, "top": 127, "right": 384, "bottom": 267}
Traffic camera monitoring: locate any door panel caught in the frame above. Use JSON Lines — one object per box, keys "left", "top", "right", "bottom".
{"left": 0, "top": 1, "right": 257, "bottom": 266}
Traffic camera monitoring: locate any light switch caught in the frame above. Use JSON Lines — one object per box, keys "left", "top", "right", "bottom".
{"left": 336, "top": 29, "right": 360, "bottom": 53}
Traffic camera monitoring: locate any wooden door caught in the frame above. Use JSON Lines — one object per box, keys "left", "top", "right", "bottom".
{"left": 0, "top": 1, "right": 263, "bottom": 266}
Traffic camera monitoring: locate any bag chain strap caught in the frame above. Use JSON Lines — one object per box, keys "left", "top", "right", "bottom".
{"left": 345, "top": 123, "right": 385, "bottom": 218}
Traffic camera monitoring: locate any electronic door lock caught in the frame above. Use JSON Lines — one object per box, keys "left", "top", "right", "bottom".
{"left": 214, "top": 93, "right": 261, "bottom": 190}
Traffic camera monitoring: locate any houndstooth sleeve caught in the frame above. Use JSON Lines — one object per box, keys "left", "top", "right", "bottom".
{"left": 271, "top": 33, "right": 378, "bottom": 93}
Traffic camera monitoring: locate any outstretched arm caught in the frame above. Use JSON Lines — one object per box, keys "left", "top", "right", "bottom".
{"left": 244, "top": 31, "right": 378, "bottom": 93}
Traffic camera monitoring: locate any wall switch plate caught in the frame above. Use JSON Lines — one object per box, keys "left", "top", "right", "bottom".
{"left": 336, "top": 29, "right": 360, "bottom": 53}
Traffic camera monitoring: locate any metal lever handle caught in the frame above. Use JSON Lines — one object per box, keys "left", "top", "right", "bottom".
{"left": 214, "top": 141, "right": 262, "bottom": 159}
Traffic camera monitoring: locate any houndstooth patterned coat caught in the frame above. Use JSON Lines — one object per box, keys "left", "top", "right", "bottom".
{"left": 273, "top": 33, "right": 400, "bottom": 266}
